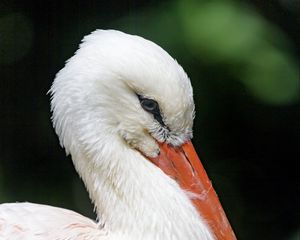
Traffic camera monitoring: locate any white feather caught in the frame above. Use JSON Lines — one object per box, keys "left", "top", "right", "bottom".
{"left": 0, "top": 202, "right": 106, "bottom": 240}
{"left": 0, "top": 30, "right": 214, "bottom": 240}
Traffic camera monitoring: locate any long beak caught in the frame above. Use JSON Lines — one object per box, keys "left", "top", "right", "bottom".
{"left": 150, "top": 141, "right": 237, "bottom": 240}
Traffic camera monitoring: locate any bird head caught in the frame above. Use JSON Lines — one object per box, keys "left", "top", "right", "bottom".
{"left": 50, "top": 30, "right": 194, "bottom": 158}
{"left": 49, "top": 30, "right": 235, "bottom": 240}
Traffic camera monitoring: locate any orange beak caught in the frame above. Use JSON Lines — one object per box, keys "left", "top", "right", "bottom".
{"left": 149, "top": 141, "right": 237, "bottom": 240}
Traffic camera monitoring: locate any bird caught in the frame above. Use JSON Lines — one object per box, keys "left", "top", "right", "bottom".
{"left": 0, "top": 30, "right": 236, "bottom": 240}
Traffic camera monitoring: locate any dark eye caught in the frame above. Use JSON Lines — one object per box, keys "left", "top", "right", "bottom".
{"left": 140, "top": 98, "right": 159, "bottom": 113}
{"left": 137, "top": 94, "right": 166, "bottom": 127}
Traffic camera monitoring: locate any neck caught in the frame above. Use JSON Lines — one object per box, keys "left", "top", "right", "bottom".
{"left": 71, "top": 135, "right": 214, "bottom": 240}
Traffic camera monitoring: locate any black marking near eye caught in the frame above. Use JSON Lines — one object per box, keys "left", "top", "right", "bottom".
{"left": 137, "top": 94, "right": 167, "bottom": 127}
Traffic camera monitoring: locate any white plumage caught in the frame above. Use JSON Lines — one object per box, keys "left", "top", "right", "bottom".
{"left": 0, "top": 30, "right": 218, "bottom": 240}
{"left": 0, "top": 203, "right": 105, "bottom": 240}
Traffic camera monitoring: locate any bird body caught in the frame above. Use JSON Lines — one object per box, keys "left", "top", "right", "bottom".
{"left": 0, "top": 202, "right": 105, "bottom": 240}
{"left": 0, "top": 30, "right": 235, "bottom": 240}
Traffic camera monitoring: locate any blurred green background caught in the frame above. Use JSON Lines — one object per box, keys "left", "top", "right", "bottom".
{"left": 0, "top": 0, "right": 299, "bottom": 239}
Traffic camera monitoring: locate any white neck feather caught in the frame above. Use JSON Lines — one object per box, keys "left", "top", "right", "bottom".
{"left": 70, "top": 132, "right": 214, "bottom": 240}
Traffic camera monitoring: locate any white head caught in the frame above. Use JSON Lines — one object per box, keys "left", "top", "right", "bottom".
{"left": 49, "top": 30, "right": 228, "bottom": 240}
{"left": 50, "top": 30, "right": 194, "bottom": 159}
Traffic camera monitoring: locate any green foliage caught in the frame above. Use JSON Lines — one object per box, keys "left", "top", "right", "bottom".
{"left": 179, "top": 0, "right": 299, "bottom": 105}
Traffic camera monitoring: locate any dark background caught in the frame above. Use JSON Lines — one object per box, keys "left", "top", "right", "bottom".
{"left": 0, "top": 0, "right": 299, "bottom": 239}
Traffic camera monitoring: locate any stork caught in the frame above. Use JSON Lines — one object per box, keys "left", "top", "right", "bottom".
{"left": 0, "top": 30, "right": 236, "bottom": 240}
